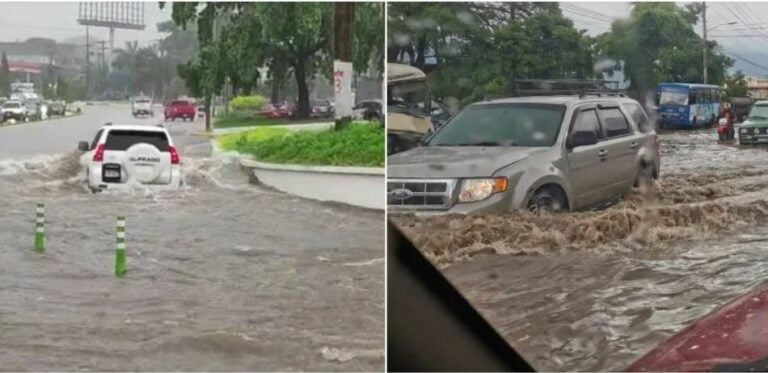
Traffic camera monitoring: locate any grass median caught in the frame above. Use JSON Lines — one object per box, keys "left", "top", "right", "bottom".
{"left": 217, "top": 121, "right": 384, "bottom": 167}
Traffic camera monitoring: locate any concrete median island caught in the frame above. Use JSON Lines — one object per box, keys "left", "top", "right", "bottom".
{"left": 214, "top": 121, "right": 385, "bottom": 210}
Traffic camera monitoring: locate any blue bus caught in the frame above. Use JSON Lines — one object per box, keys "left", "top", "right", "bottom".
{"left": 657, "top": 83, "right": 722, "bottom": 128}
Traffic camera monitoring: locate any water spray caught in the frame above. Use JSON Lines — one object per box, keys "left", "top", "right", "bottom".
{"left": 115, "top": 216, "right": 127, "bottom": 278}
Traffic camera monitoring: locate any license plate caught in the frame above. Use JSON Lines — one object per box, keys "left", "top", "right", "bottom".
{"left": 105, "top": 170, "right": 120, "bottom": 178}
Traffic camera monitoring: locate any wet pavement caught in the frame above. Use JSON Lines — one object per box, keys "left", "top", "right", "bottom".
{"left": 392, "top": 128, "right": 768, "bottom": 371}
{"left": 0, "top": 104, "right": 384, "bottom": 371}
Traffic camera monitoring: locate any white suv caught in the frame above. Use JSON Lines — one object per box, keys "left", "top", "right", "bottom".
{"left": 131, "top": 96, "right": 154, "bottom": 117}
{"left": 78, "top": 124, "right": 183, "bottom": 192}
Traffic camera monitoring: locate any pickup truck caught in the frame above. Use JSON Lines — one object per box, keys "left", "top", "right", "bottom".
{"left": 164, "top": 100, "right": 196, "bottom": 122}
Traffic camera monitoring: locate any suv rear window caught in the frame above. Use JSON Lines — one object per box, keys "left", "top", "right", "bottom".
{"left": 104, "top": 130, "right": 170, "bottom": 152}
{"left": 171, "top": 101, "right": 189, "bottom": 106}
{"left": 3, "top": 102, "right": 20, "bottom": 108}
{"left": 135, "top": 99, "right": 150, "bottom": 104}
{"left": 428, "top": 103, "right": 566, "bottom": 147}
{"left": 599, "top": 107, "right": 632, "bottom": 138}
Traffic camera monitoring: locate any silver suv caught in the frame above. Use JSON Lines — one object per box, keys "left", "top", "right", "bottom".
{"left": 387, "top": 94, "right": 661, "bottom": 213}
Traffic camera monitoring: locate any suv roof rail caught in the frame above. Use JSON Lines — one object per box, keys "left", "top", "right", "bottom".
{"left": 511, "top": 79, "right": 623, "bottom": 97}
{"left": 156, "top": 124, "right": 164, "bottom": 128}
{"left": 103, "top": 122, "right": 113, "bottom": 126}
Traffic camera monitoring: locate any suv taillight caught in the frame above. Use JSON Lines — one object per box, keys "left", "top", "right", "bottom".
{"left": 169, "top": 146, "right": 180, "bottom": 165}
{"left": 93, "top": 144, "right": 105, "bottom": 162}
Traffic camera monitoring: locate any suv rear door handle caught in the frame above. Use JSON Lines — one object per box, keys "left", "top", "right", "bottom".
{"left": 630, "top": 142, "right": 639, "bottom": 149}
{"left": 598, "top": 149, "right": 608, "bottom": 158}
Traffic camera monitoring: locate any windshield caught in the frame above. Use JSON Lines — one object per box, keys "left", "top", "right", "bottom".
{"left": 135, "top": 99, "right": 150, "bottom": 104}
{"left": 2, "top": 102, "right": 20, "bottom": 109}
{"left": 388, "top": 81, "right": 429, "bottom": 116}
{"left": 427, "top": 103, "right": 566, "bottom": 146}
{"left": 105, "top": 130, "right": 170, "bottom": 152}
{"left": 749, "top": 105, "right": 768, "bottom": 120}
{"left": 171, "top": 100, "right": 189, "bottom": 106}
{"left": 659, "top": 90, "right": 689, "bottom": 106}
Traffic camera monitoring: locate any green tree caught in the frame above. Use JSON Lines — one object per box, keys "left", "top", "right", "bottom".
{"left": 726, "top": 71, "right": 748, "bottom": 98}
{"left": 353, "top": 2, "right": 384, "bottom": 75}
{"left": 595, "top": 2, "right": 733, "bottom": 97}
{"left": 0, "top": 52, "right": 10, "bottom": 97}
{"left": 388, "top": 2, "right": 597, "bottom": 106}
{"left": 112, "top": 41, "right": 163, "bottom": 97}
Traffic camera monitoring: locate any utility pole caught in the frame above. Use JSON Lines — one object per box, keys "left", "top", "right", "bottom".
{"left": 333, "top": 2, "right": 355, "bottom": 126}
{"left": 98, "top": 40, "right": 107, "bottom": 94}
{"left": 85, "top": 26, "right": 91, "bottom": 99}
{"left": 703, "top": 1, "right": 708, "bottom": 84}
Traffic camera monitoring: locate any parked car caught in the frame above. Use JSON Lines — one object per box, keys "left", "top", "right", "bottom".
{"left": 738, "top": 100, "right": 768, "bottom": 145}
{"left": 353, "top": 100, "right": 383, "bottom": 122}
{"left": 48, "top": 101, "right": 66, "bottom": 116}
{"left": 164, "top": 100, "right": 196, "bottom": 121}
{"left": 387, "top": 93, "right": 661, "bottom": 214}
{"left": 77, "top": 123, "right": 183, "bottom": 192}
{"left": 131, "top": 96, "right": 154, "bottom": 117}
{"left": 2, "top": 100, "right": 27, "bottom": 122}
{"left": 262, "top": 101, "right": 296, "bottom": 119}
{"left": 311, "top": 99, "right": 334, "bottom": 118}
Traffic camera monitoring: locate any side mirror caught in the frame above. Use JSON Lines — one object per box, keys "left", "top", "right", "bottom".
{"left": 78, "top": 141, "right": 89, "bottom": 152}
{"left": 566, "top": 130, "right": 598, "bottom": 149}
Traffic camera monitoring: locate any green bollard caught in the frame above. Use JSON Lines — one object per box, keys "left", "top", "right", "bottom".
{"left": 115, "top": 216, "right": 127, "bottom": 278}
{"left": 34, "top": 203, "right": 45, "bottom": 253}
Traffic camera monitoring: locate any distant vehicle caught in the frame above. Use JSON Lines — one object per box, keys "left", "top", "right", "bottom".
{"left": 657, "top": 83, "right": 721, "bottom": 128}
{"left": 729, "top": 96, "right": 753, "bottom": 123}
{"left": 77, "top": 123, "right": 183, "bottom": 192}
{"left": 353, "top": 100, "right": 382, "bottom": 122}
{"left": 131, "top": 96, "right": 154, "bottom": 117}
{"left": 2, "top": 100, "right": 27, "bottom": 121}
{"left": 387, "top": 63, "right": 433, "bottom": 155}
{"left": 48, "top": 101, "right": 66, "bottom": 116}
{"left": 738, "top": 100, "right": 768, "bottom": 146}
{"left": 164, "top": 100, "right": 196, "bottom": 121}
{"left": 24, "top": 100, "right": 41, "bottom": 121}
{"left": 311, "top": 99, "right": 334, "bottom": 118}
{"left": 262, "top": 101, "right": 295, "bottom": 119}
{"left": 388, "top": 93, "right": 660, "bottom": 214}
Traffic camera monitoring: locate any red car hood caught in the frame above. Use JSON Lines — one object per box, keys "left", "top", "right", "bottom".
{"left": 627, "top": 281, "right": 768, "bottom": 372}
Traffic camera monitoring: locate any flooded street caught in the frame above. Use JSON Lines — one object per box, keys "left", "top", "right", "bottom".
{"left": 392, "top": 128, "right": 768, "bottom": 371}
{"left": 0, "top": 105, "right": 384, "bottom": 371}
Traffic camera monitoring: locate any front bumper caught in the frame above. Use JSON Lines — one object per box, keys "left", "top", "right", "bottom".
{"left": 739, "top": 128, "right": 768, "bottom": 144}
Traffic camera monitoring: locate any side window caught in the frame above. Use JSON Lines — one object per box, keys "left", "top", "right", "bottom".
{"left": 689, "top": 92, "right": 697, "bottom": 105}
{"left": 90, "top": 129, "right": 103, "bottom": 150}
{"left": 623, "top": 103, "right": 650, "bottom": 132}
{"left": 571, "top": 109, "right": 603, "bottom": 141}
{"left": 599, "top": 107, "right": 632, "bottom": 138}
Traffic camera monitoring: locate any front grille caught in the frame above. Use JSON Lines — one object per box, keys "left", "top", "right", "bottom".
{"left": 387, "top": 179, "right": 456, "bottom": 210}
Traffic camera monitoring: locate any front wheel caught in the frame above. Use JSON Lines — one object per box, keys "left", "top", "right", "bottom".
{"left": 527, "top": 187, "right": 567, "bottom": 213}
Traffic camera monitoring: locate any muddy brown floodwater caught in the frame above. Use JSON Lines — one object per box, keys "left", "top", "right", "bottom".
{"left": 391, "top": 128, "right": 768, "bottom": 371}
{"left": 0, "top": 107, "right": 384, "bottom": 371}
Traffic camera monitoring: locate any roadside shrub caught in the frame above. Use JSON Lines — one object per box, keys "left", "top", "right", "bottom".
{"left": 230, "top": 95, "right": 267, "bottom": 111}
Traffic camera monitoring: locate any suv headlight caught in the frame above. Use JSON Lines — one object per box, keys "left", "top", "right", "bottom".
{"left": 458, "top": 177, "right": 508, "bottom": 203}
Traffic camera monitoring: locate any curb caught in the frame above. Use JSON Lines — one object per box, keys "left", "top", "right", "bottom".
{"left": 239, "top": 158, "right": 384, "bottom": 210}
{"left": 0, "top": 112, "right": 83, "bottom": 128}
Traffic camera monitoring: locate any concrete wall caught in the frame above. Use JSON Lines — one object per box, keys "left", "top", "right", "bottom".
{"left": 240, "top": 159, "right": 384, "bottom": 210}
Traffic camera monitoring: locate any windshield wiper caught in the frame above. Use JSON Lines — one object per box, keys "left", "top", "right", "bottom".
{"left": 451, "top": 141, "right": 503, "bottom": 146}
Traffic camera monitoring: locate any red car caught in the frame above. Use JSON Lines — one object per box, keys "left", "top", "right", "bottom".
{"left": 164, "top": 100, "right": 196, "bottom": 121}
{"left": 260, "top": 102, "right": 295, "bottom": 119}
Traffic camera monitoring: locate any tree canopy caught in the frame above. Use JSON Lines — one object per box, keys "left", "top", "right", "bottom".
{"left": 388, "top": 2, "right": 736, "bottom": 107}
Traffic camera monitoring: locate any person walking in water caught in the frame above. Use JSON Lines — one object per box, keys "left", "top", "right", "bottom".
{"left": 718, "top": 104, "right": 736, "bottom": 142}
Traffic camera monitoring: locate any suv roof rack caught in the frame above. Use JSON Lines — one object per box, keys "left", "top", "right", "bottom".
{"left": 511, "top": 79, "right": 623, "bottom": 98}
{"left": 103, "top": 122, "right": 113, "bottom": 126}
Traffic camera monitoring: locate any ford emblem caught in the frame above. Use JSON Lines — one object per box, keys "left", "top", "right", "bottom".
{"left": 391, "top": 188, "right": 414, "bottom": 200}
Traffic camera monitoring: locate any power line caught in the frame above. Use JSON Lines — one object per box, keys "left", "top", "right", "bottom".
{"left": 722, "top": 47, "right": 768, "bottom": 72}
{"left": 560, "top": 4, "right": 614, "bottom": 23}
{"left": 559, "top": 5, "right": 614, "bottom": 26}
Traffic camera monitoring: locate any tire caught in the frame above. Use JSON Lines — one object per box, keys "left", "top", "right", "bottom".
{"left": 527, "top": 187, "right": 567, "bottom": 213}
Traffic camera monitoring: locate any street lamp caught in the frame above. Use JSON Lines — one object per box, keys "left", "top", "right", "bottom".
{"left": 704, "top": 18, "right": 737, "bottom": 84}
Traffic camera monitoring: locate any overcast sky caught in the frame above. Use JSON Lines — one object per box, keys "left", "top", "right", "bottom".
{"left": 0, "top": 2, "right": 171, "bottom": 47}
